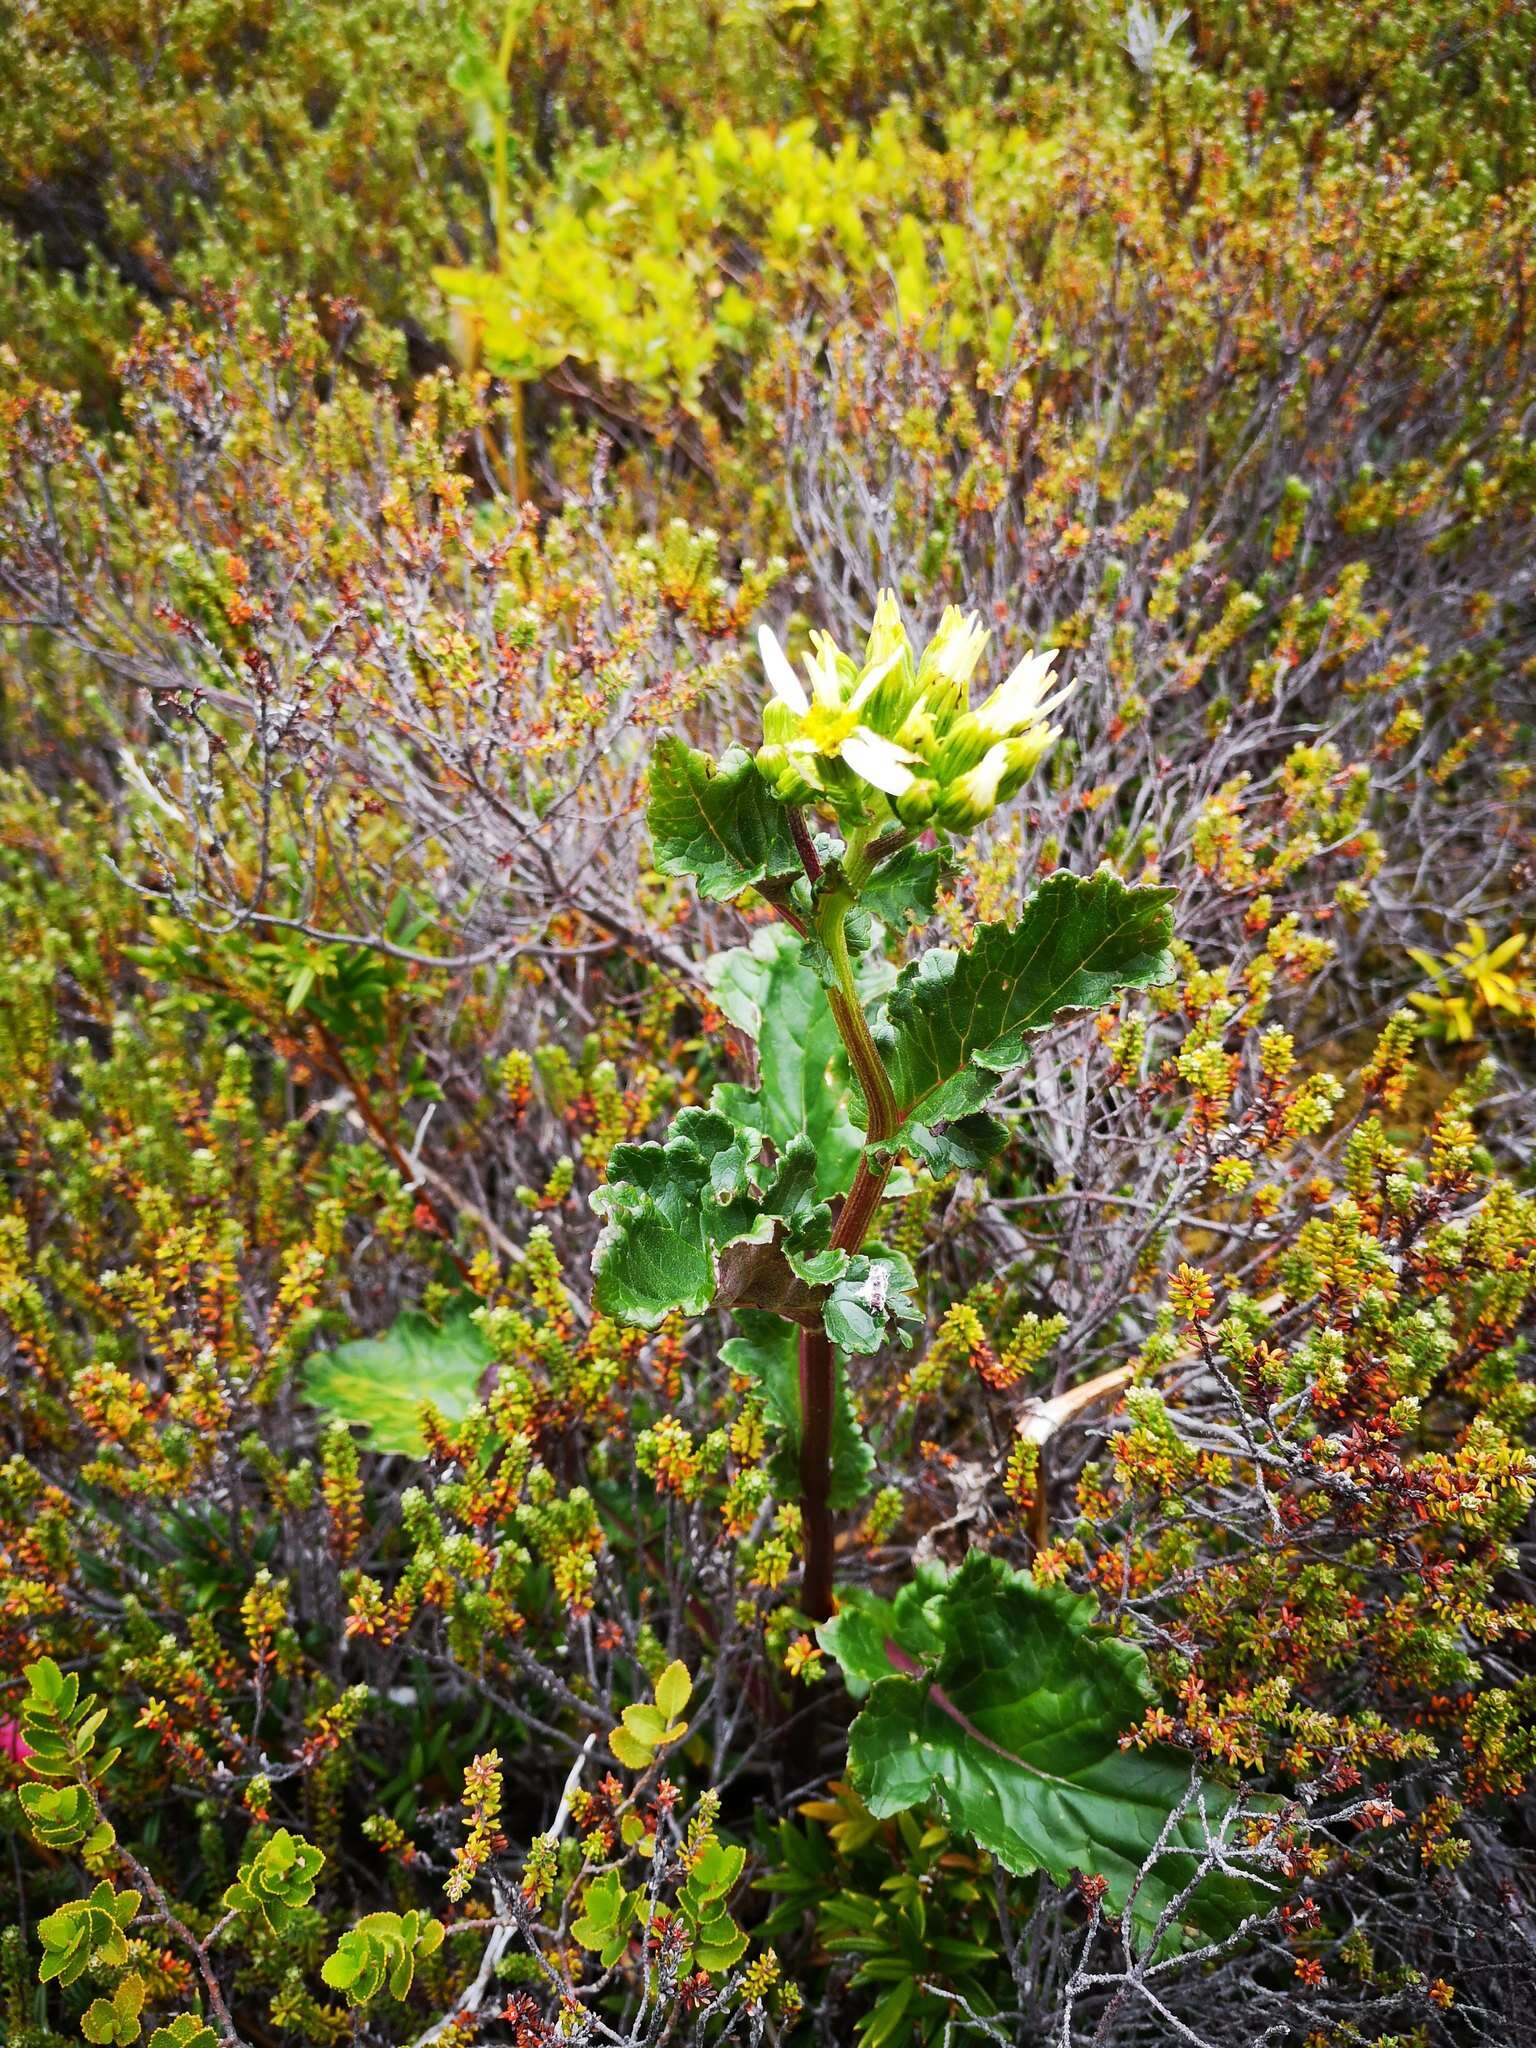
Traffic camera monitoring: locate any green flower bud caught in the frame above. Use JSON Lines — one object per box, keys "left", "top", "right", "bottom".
{"left": 895, "top": 777, "right": 939, "bottom": 827}
{"left": 930, "top": 710, "right": 994, "bottom": 784}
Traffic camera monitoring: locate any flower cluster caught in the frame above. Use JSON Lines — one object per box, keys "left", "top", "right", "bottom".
{"left": 755, "top": 590, "right": 1067, "bottom": 828}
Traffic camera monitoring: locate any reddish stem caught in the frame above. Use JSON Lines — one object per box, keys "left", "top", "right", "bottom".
{"left": 792, "top": 861, "right": 899, "bottom": 1626}
{"left": 796, "top": 1150, "right": 894, "bottom": 1623}
{"left": 798, "top": 1322, "right": 837, "bottom": 1624}
{"left": 787, "top": 805, "right": 822, "bottom": 883}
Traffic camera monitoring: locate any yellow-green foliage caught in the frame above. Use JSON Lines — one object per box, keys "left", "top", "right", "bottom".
{"left": 4, "top": 0, "right": 1536, "bottom": 405}
{"left": 1409, "top": 923, "right": 1536, "bottom": 1042}
{"left": 2, "top": 7, "right": 1536, "bottom": 2045}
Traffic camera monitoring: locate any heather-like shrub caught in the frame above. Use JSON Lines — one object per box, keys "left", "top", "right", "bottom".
{"left": 3, "top": 7, "right": 1536, "bottom": 2047}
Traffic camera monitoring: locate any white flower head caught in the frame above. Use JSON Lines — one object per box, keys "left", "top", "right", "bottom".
{"left": 975, "top": 648, "right": 1068, "bottom": 738}
{"left": 756, "top": 603, "right": 1065, "bottom": 823}
{"left": 923, "top": 605, "right": 990, "bottom": 687}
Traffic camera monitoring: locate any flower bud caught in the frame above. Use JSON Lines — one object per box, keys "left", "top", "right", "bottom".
{"left": 929, "top": 711, "right": 994, "bottom": 785}
{"left": 895, "top": 777, "right": 939, "bottom": 827}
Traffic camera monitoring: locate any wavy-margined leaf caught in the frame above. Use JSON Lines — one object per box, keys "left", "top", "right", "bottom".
{"left": 592, "top": 1107, "right": 840, "bottom": 1329}
{"left": 708, "top": 922, "right": 901, "bottom": 1199}
{"left": 300, "top": 1311, "right": 492, "bottom": 1455}
{"left": 721, "top": 1312, "right": 876, "bottom": 1510}
{"left": 707, "top": 925, "right": 865, "bottom": 1200}
{"left": 818, "top": 1561, "right": 950, "bottom": 1697}
{"left": 898, "top": 1112, "right": 1010, "bottom": 1176}
{"left": 874, "top": 869, "right": 1175, "bottom": 1130}
{"left": 859, "top": 842, "right": 947, "bottom": 930}
{"left": 647, "top": 737, "right": 799, "bottom": 902}
{"left": 820, "top": 1553, "right": 1277, "bottom": 1954}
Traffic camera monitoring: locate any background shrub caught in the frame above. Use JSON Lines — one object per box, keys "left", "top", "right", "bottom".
{"left": 1, "top": 4, "right": 1534, "bottom": 2045}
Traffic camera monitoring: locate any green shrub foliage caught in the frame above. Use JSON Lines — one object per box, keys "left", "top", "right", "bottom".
{"left": 1, "top": 6, "right": 1534, "bottom": 2046}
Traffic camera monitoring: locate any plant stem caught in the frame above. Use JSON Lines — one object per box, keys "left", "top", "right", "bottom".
{"left": 820, "top": 870, "right": 897, "bottom": 1145}
{"left": 796, "top": 854, "right": 903, "bottom": 1620}
{"left": 797, "top": 1322, "right": 837, "bottom": 1623}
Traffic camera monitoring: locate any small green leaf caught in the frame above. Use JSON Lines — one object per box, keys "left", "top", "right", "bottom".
{"left": 823, "top": 1248, "right": 921, "bottom": 1356}
{"left": 19, "top": 1782, "right": 98, "bottom": 1850}
{"left": 678, "top": 1839, "right": 748, "bottom": 1973}
{"left": 82, "top": 1973, "right": 145, "bottom": 2047}
{"left": 321, "top": 1910, "right": 440, "bottom": 2007}
{"left": 859, "top": 843, "right": 946, "bottom": 929}
{"left": 692, "top": 1924, "right": 749, "bottom": 1973}
{"left": 284, "top": 962, "right": 317, "bottom": 1014}
{"left": 147, "top": 2019, "right": 218, "bottom": 2048}
{"left": 617, "top": 1699, "right": 688, "bottom": 1762}
{"left": 300, "top": 1310, "right": 492, "bottom": 1456}
{"left": 654, "top": 1660, "right": 692, "bottom": 1724}
{"left": 25, "top": 1656, "right": 64, "bottom": 1706}
{"left": 608, "top": 1724, "right": 655, "bottom": 1770}
{"left": 897, "top": 1111, "right": 1010, "bottom": 1175}
{"left": 684, "top": 1840, "right": 745, "bottom": 1900}
{"left": 620, "top": 1703, "right": 669, "bottom": 1745}
{"left": 648, "top": 736, "right": 798, "bottom": 903}
{"left": 320, "top": 1947, "right": 362, "bottom": 1991}
{"left": 573, "top": 1870, "right": 632, "bottom": 1963}
{"left": 36, "top": 1884, "right": 140, "bottom": 1987}
{"left": 707, "top": 923, "right": 867, "bottom": 1200}
{"left": 862, "top": 1978, "right": 916, "bottom": 2048}
{"left": 222, "top": 1829, "right": 324, "bottom": 1935}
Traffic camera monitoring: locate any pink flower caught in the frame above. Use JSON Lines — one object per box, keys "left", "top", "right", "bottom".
{"left": 0, "top": 1717, "right": 30, "bottom": 1763}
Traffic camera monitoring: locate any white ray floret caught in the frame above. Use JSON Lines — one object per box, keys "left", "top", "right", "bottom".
{"left": 758, "top": 624, "right": 809, "bottom": 714}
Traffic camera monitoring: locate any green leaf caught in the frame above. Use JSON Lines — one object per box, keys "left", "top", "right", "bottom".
{"left": 679, "top": 1841, "right": 749, "bottom": 1973}
{"left": 821, "top": 1553, "right": 1274, "bottom": 1953}
{"left": 609, "top": 1724, "right": 656, "bottom": 1770}
{"left": 82, "top": 1973, "right": 144, "bottom": 2047}
{"left": 591, "top": 1108, "right": 835, "bottom": 1328}
{"left": 654, "top": 1660, "right": 692, "bottom": 1723}
{"left": 707, "top": 924, "right": 865, "bottom": 1199}
{"left": 222, "top": 1829, "right": 324, "bottom": 1936}
{"left": 19, "top": 1781, "right": 97, "bottom": 1850}
{"left": 573, "top": 1871, "right": 631, "bottom": 1960}
{"left": 859, "top": 843, "right": 946, "bottom": 929}
{"left": 861, "top": 1979, "right": 916, "bottom": 2048}
{"left": 897, "top": 1112, "right": 1010, "bottom": 1176}
{"left": 818, "top": 1564, "right": 951, "bottom": 1698}
{"left": 284, "top": 962, "right": 317, "bottom": 1014}
{"left": 721, "top": 1312, "right": 875, "bottom": 1510}
{"left": 147, "top": 2020, "right": 218, "bottom": 2048}
{"left": 620, "top": 1702, "right": 670, "bottom": 1745}
{"left": 875, "top": 869, "right": 1175, "bottom": 1129}
{"left": 647, "top": 737, "right": 798, "bottom": 903}
{"left": 37, "top": 1883, "right": 140, "bottom": 1987}
{"left": 300, "top": 1310, "right": 492, "bottom": 1456}
{"left": 684, "top": 1840, "right": 746, "bottom": 1901}
{"left": 692, "top": 1923, "right": 749, "bottom": 1972}
{"left": 321, "top": 1911, "right": 442, "bottom": 2007}
{"left": 25, "top": 1656, "right": 64, "bottom": 1706}
{"left": 824, "top": 1248, "right": 921, "bottom": 1356}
